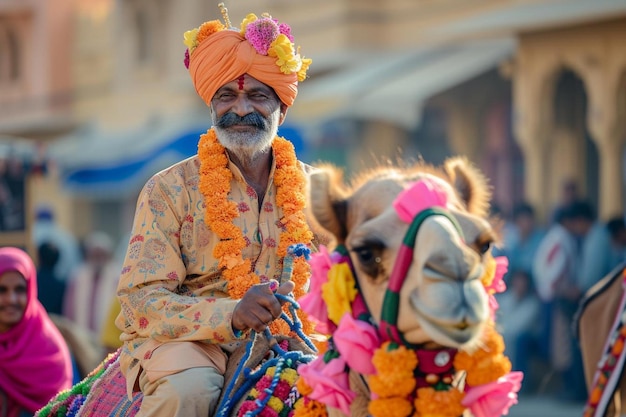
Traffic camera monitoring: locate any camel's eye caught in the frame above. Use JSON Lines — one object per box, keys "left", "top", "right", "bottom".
{"left": 351, "top": 240, "right": 385, "bottom": 278}
{"left": 478, "top": 241, "right": 492, "bottom": 255}
{"left": 354, "top": 247, "right": 377, "bottom": 264}
{"left": 474, "top": 232, "right": 495, "bottom": 256}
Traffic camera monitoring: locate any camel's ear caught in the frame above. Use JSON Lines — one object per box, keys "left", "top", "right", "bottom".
{"left": 443, "top": 157, "right": 491, "bottom": 217}
{"left": 309, "top": 164, "right": 349, "bottom": 242}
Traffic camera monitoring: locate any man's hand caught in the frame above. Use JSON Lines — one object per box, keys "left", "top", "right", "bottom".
{"left": 232, "top": 280, "right": 295, "bottom": 334}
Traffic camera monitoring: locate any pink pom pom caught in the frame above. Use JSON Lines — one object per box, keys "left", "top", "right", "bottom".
{"left": 245, "top": 18, "right": 280, "bottom": 55}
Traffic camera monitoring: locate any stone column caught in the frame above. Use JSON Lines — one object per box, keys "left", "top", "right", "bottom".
{"left": 596, "top": 139, "right": 624, "bottom": 219}
{"left": 512, "top": 58, "right": 552, "bottom": 222}
{"left": 516, "top": 128, "right": 549, "bottom": 222}
{"left": 587, "top": 72, "right": 626, "bottom": 220}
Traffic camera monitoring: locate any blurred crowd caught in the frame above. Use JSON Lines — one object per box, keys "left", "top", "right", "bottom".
{"left": 0, "top": 203, "right": 126, "bottom": 417}
{"left": 493, "top": 180, "right": 626, "bottom": 403}
{"left": 31, "top": 206, "right": 125, "bottom": 374}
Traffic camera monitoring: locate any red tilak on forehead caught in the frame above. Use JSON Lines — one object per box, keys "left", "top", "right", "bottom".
{"left": 237, "top": 75, "right": 245, "bottom": 90}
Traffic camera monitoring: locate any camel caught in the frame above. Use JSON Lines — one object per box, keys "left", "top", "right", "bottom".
{"left": 35, "top": 157, "right": 521, "bottom": 417}
{"left": 297, "top": 157, "right": 522, "bottom": 417}
{"left": 577, "top": 263, "right": 626, "bottom": 417}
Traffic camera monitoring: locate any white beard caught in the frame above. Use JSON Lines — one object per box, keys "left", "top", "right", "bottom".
{"left": 212, "top": 109, "right": 281, "bottom": 164}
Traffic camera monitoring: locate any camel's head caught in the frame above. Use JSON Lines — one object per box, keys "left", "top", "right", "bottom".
{"left": 309, "top": 157, "right": 496, "bottom": 349}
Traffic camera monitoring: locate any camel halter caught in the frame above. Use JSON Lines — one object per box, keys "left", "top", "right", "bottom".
{"left": 377, "top": 206, "right": 464, "bottom": 347}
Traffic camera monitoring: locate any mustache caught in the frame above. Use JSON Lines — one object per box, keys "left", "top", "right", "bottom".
{"left": 216, "top": 112, "right": 268, "bottom": 130}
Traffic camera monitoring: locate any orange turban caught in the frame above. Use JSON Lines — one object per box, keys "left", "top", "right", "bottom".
{"left": 188, "top": 25, "right": 305, "bottom": 108}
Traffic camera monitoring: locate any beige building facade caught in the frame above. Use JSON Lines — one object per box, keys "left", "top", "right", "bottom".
{"left": 0, "top": 0, "right": 625, "bottom": 249}
{"left": 513, "top": 18, "right": 626, "bottom": 221}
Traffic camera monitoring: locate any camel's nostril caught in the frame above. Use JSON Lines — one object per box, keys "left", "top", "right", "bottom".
{"left": 455, "top": 319, "right": 469, "bottom": 330}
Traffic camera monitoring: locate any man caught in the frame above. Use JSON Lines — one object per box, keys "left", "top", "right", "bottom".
{"left": 504, "top": 202, "right": 544, "bottom": 281}
{"left": 115, "top": 8, "right": 320, "bottom": 417}
{"left": 64, "top": 231, "right": 121, "bottom": 338}
{"left": 579, "top": 216, "right": 626, "bottom": 291}
{"left": 31, "top": 205, "right": 81, "bottom": 282}
{"left": 533, "top": 199, "right": 595, "bottom": 401}
{"left": 607, "top": 217, "right": 626, "bottom": 261}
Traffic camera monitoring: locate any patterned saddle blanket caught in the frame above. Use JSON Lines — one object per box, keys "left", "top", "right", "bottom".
{"left": 36, "top": 349, "right": 141, "bottom": 417}
{"left": 36, "top": 333, "right": 316, "bottom": 417}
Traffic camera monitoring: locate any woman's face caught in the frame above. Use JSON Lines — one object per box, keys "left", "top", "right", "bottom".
{"left": 0, "top": 271, "right": 27, "bottom": 333}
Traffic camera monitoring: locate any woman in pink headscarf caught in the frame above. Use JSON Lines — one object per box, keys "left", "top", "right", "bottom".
{"left": 0, "top": 247, "right": 73, "bottom": 417}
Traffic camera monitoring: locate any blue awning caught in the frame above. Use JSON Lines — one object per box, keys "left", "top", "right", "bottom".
{"left": 60, "top": 128, "right": 207, "bottom": 197}
{"left": 53, "top": 119, "right": 307, "bottom": 199}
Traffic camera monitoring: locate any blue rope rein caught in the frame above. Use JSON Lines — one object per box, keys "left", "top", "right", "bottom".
{"left": 216, "top": 292, "right": 317, "bottom": 417}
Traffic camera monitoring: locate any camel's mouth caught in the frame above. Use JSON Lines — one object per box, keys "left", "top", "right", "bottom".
{"left": 411, "top": 310, "right": 483, "bottom": 347}
{"left": 403, "top": 277, "right": 489, "bottom": 348}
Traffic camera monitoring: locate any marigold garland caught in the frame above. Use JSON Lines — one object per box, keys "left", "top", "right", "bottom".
{"left": 414, "top": 387, "right": 466, "bottom": 417}
{"left": 295, "top": 378, "right": 328, "bottom": 417}
{"left": 198, "top": 128, "right": 315, "bottom": 336}
{"left": 365, "top": 326, "right": 511, "bottom": 417}
{"left": 369, "top": 343, "right": 417, "bottom": 399}
{"left": 368, "top": 397, "right": 413, "bottom": 417}
{"left": 453, "top": 325, "right": 511, "bottom": 387}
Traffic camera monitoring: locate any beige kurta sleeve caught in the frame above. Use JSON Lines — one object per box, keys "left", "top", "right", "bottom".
{"left": 116, "top": 160, "right": 243, "bottom": 349}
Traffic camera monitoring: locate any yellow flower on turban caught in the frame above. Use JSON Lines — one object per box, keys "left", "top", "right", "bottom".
{"left": 298, "top": 54, "right": 312, "bottom": 82}
{"left": 269, "top": 34, "right": 301, "bottom": 75}
{"left": 183, "top": 28, "right": 199, "bottom": 53}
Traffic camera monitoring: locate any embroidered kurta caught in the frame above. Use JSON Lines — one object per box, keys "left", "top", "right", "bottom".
{"left": 115, "top": 152, "right": 313, "bottom": 388}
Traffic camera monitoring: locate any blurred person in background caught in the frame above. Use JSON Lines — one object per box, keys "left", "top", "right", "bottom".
{"left": 503, "top": 202, "right": 545, "bottom": 283}
{"left": 0, "top": 156, "right": 27, "bottom": 231}
{"left": 36, "top": 241, "right": 67, "bottom": 315}
{"left": 580, "top": 215, "right": 626, "bottom": 291}
{"left": 488, "top": 203, "right": 515, "bottom": 257}
{"left": 533, "top": 199, "right": 595, "bottom": 401}
{"left": 0, "top": 247, "right": 73, "bottom": 417}
{"left": 549, "top": 178, "right": 581, "bottom": 225}
{"left": 607, "top": 216, "right": 626, "bottom": 263}
{"left": 32, "top": 206, "right": 81, "bottom": 283}
{"left": 100, "top": 297, "right": 123, "bottom": 355}
{"left": 496, "top": 269, "right": 541, "bottom": 393}
{"left": 99, "top": 234, "right": 130, "bottom": 355}
{"left": 63, "top": 231, "right": 121, "bottom": 339}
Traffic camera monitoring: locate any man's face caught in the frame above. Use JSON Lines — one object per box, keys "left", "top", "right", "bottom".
{"left": 211, "top": 75, "right": 287, "bottom": 160}
{"left": 0, "top": 271, "right": 27, "bottom": 333}
{"left": 515, "top": 213, "right": 534, "bottom": 236}
{"left": 570, "top": 218, "right": 592, "bottom": 237}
